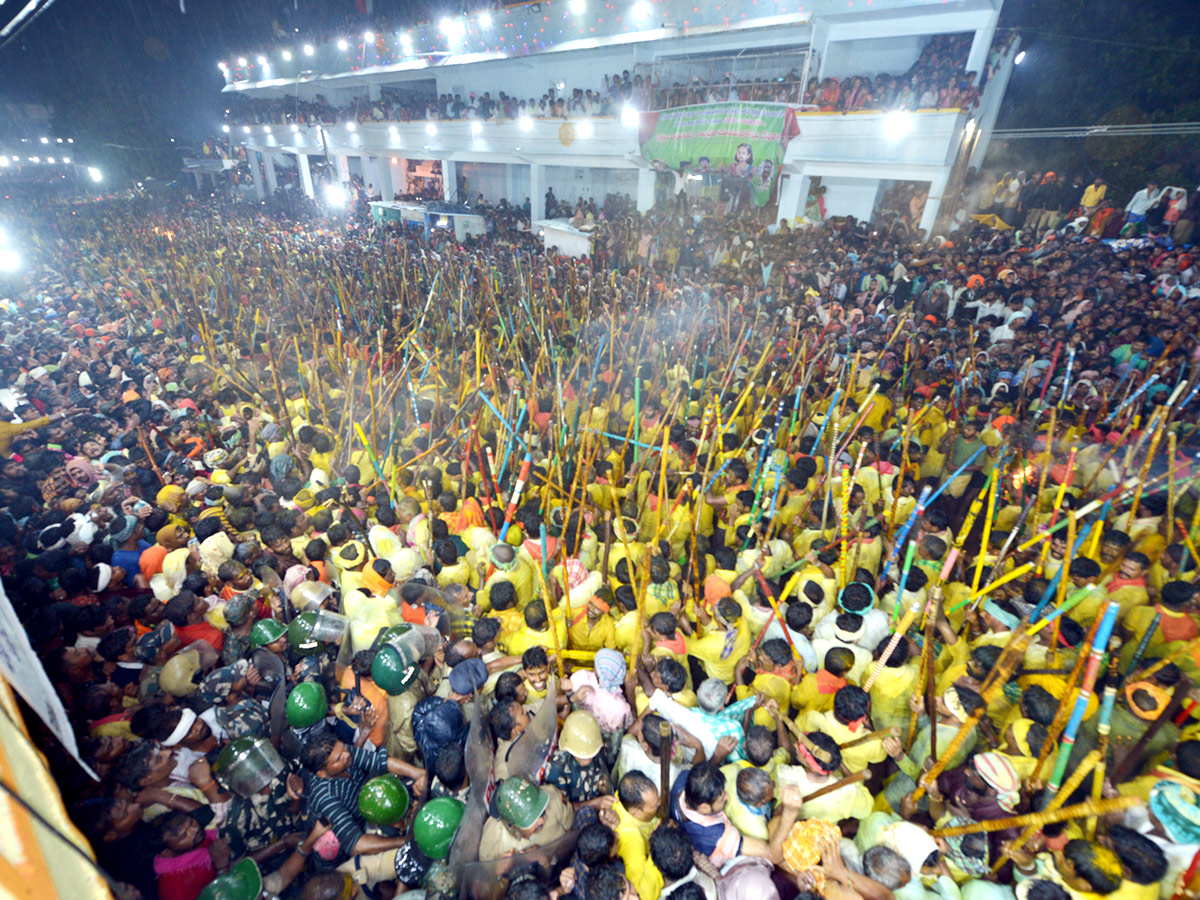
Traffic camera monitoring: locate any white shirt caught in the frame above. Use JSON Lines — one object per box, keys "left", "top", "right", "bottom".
{"left": 1126, "top": 187, "right": 1164, "bottom": 215}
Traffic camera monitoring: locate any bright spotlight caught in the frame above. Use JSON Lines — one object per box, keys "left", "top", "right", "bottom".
{"left": 632, "top": 1, "right": 651, "bottom": 20}
{"left": 218, "top": 61, "right": 227, "bottom": 71}
{"left": 518, "top": 115, "right": 533, "bottom": 131}
{"left": 569, "top": 0, "right": 585, "bottom": 13}
{"left": 291, "top": 123, "right": 300, "bottom": 132}
{"left": 222, "top": 124, "right": 231, "bottom": 133}
{"left": 281, "top": 49, "right": 293, "bottom": 60}
{"left": 426, "top": 123, "right": 438, "bottom": 136}
{"left": 345, "top": 122, "right": 356, "bottom": 131}
{"left": 0, "top": 249, "right": 20, "bottom": 274}
{"left": 256, "top": 55, "right": 267, "bottom": 65}
{"left": 391, "top": 156, "right": 399, "bottom": 164}
{"left": 325, "top": 184, "right": 348, "bottom": 207}
{"left": 67, "top": 138, "right": 73, "bottom": 144}
{"left": 56, "top": 138, "right": 63, "bottom": 143}
{"left": 87, "top": 167, "right": 102, "bottom": 183}
{"left": 39, "top": 137, "right": 48, "bottom": 144}
{"left": 479, "top": 11, "right": 493, "bottom": 27}
{"left": 263, "top": 126, "right": 271, "bottom": 134}
{"left": 62, "top": 157, "right": 70, "bottom": 163}
{"left": 337, "top": 38, "right": 348, "bottom": 50}
{"left": 0, "top": 158, "right": 8, "bottom": 168}
{"left": 46, "top": 157, "right": 55, "bottom": 164}
{"left": 29, "top": 157, "right": 39, "bottom": 163}
{"left": 400, "top": 32, "right": 412, "bottom": 45}
{"left": 1014, "top": 50, "right": 1026, "bottom": 65}
{"left": 577, "top": 119, "right": 594, "bottom": 138}
{"left": 620, "top": 104, "right": 639, "bottom": 127}
{"left": 303, "top": 43, "right": 315, "bottom": 56}
{"left": 882, "top": 110, "right": 914, "bottom": 140}
{"left": 237, "top": 56, "right": 248, "bottom": 66}
{"left": 471, "top": 121, "right": 483, "bottom": 136}
{"left": 441, "top": 17, "right": 465, "bottom": 40}
{"left": 364, "top": 31, "right": 376, "bottom": 42}
{"left": 243, "top": 126, "right": 251, "bottom": 134}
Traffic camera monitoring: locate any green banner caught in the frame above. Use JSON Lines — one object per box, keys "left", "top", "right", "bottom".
{"left": 640, "top": 102, "right": 795, "bottom": 208}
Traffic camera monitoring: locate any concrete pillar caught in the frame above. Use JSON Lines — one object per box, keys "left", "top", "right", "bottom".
{"left": 966, "top": 10, "right": 1000, "bottom": 75}
{"left": 193, "top": 171, "right": 203, "bottom": 191}
{"left": 262, "top": 151, "right": 278, "bottom": 195}
{"left": 442, "top": 160, "right": 458, "bottom": 202}
{"left": 776, "top": 173, "right": 807, "bottom": 224}
{"left": 368, "top": 83, "right": 382, "bottom": 102}
{"left": 335, "top": 153, "right": 351, "bottom": 187}
{"left": 919, "top": 171, "right": 950, "bottom": 238}
{"left": 296, "top": 152, "right": 315, "bottom": 199}
{"left": 507, "top": 164, "right": 518, "bottom": 205}
{"left": 251, "top": 152, "right": 266, "bottom": 200}
{"left": 636, "top": 167, "right": 655, "bottom": 212}
{"left": 374, "top": 157, "right": 393, "bottom": 201}
{"left": 529, "top": 164, "right": 544, "bottom": 219}
{"left": 390, "top": 158, "right": 405, "bottom": 199}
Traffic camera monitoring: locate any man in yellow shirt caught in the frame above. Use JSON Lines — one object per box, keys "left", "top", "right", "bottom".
{"left": 613, "top": 771, "right": 664, "bottom": 900}
{"left": 687, "top": 598, "right": 751, "bottom": 685}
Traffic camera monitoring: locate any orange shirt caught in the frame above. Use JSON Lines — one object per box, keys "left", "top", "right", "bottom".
{"left": 339, "top": 670, "right": 389, "bottom": 747}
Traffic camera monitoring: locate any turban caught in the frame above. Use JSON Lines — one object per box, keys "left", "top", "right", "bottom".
{"left": 283, "top": 565, "right": 311, "bottom": 600}
{"left": 1009, "top": 718, "right": 1035, "bottom": 756}
{"left": 943, "top": 687, "right": 969, "bottom": 723}
{"left": 593, "top": 649, "right": 626, "bottom": 692}
{"left": 157, "top": 524, "right": 181, "bottom": 546}
{"left": 362, "top": 563, "right": 395, "bottom": 596}
{"left": 334, "top": 540, "right": 366, "bottom": 570}
{"left": 92, "top": 563, "right": 113, "bottom": 593}
{"left": 108, "top": 515, "right": 138, "bottom": 547}
{"left": 65, "top": 457, "right": 98, "bottom": 488}
{"left": 203, "top": 449, "right": 229, "bottom": 470}
{"left": 1125, "top": 681, "right": 1171, "bottom": 720}
{"left": 1150, "top": 781, "right": 1200, "bottom": 844}
{"left": 293, "top": 489, "right": 315, "bottom": 510}
{"left": 877, "top": 821, "right": 939, "bottom": 879}
{"left": 269, "top": 454, "right": 294, "bottom": 482}
{"left": 156, "top": 485, "right": 185, "bottom": 509}
{"left": 199, "top": 532, "right": 235, "bottom": 577}
{"left": 973, "top": 752, "right": 1020, "bottom": 812}
{"left": 704, "top": 575, "right": 732, "bottom": 609}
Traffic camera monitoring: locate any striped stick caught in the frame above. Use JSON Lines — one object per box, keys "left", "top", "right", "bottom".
{"left": 497, "top": 452, "right": 533, "bottom": 542}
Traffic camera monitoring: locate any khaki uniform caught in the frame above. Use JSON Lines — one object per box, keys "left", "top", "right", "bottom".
{"left": 478, "top": 785, "right": 575, "bottom": 861}
{"left": 384, "top": 672, "right": 431, "bottom": 761}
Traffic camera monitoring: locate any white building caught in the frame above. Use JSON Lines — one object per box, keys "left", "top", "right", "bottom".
{"left": 218, "top": 0, "right": 1016, "bottom": 234}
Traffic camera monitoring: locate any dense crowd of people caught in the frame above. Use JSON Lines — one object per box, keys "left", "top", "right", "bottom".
{"left": 1, "top": 157, "right": 1199, "bottom": 900}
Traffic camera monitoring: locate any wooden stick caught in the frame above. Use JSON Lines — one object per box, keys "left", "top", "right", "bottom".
{"left": 933, "top": 795, "right": 1140, "bottom": 837}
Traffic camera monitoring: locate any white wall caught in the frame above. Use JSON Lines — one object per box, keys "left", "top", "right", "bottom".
{"left": 543, "top": 165, "right": 638, "bottom": 205}
{"left": 820, "top": 176, "right": 882, "bottom": 221}
{"left": 820, "top": 33, "right": 930, "bottom": 80}
{"left": 460, "top": 162, "right": 518, "bottom": 203}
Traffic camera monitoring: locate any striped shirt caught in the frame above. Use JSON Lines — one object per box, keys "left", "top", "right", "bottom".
{"left": 307, "top": 745, "right": 389, "bottom": 858}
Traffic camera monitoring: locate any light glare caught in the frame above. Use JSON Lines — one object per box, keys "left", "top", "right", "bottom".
{"left": 325, "top": 184, "right": 347, "bottom": 207}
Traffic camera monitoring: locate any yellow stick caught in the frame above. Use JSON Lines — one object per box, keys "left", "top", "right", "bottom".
{"left": 971, "top": 472, "right": 999, "bottom": 595}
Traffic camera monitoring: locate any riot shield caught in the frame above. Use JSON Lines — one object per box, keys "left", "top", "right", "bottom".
{"left": 503, "top": 676, "right": 558, "bottom": 783}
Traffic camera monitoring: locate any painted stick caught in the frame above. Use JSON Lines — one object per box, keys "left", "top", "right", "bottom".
{"left": 1126, "top": 611, "right": 1161, "bottom": 676}
{"left": 1047, "top": 601, "right": 1121, "bottom": 789}
{"left": 880, "top": 485, "right": 932, "bottom": 582}
{"left": 946, "top": 562, "right": 1035, "bottom": 614}
{"left": 497, "top": 452, "right": 533, "bottom": 542}
{"left": 1087, "top": 648, "right": 1122, "bottom": 839}
{"left": 863, "top": 597, "right": 922, "bottom": 691}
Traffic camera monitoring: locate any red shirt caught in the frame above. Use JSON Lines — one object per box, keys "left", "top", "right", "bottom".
{"left": 176, "top": 622, "right": 225, "bottom": 652}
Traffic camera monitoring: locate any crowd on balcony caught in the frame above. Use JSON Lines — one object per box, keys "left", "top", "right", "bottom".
{"left": 223, "top": 30, "right": 1010, "bottom": 134}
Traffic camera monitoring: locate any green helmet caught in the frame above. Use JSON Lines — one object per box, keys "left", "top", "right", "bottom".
{"left": 371, "top": 626, "right": 423, "bottom": 695}
{"left": 495, "top": 777, "right": 548, "bottom": 830}
{"left": 414, "top": 797, "right": 466, "bottom": 859}
{"left": 197, "top": 858, "right": 262, "bottom": 900}
{"left": 358, "top": 774, "right": 410, "bottom": 825}
{"left": 212, "top": 736, "right": 285, "bottom": 798}
{"left": 287, "top": 612, "right": 322, "bottom": 656}
{"left": 285, "top": 681, "right": 328, "bottom": 728}
{"left": 249, "top": 617, "right": 287, "bottom": 649}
